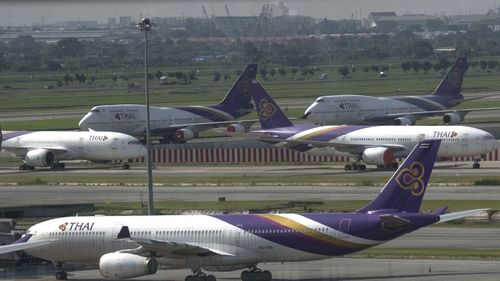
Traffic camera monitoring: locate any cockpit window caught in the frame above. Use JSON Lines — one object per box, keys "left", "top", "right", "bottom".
{"left": 128, "top": 140, "right": 142, "bottom": 145}
{"left": 90, "top": 109, "right": 100, "bottom": 113}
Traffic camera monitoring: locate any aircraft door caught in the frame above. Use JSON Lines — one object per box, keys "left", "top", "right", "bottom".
{"left": 78, "top": 137, "right": 85, "bottom": 157}
{"left": 339, "top": 219, "right": 351, "bottom": 239}
{"left": 111, "top": 138, "right": 119, "bottom": 159}
{"left": 461, "top": 133, "right": 469, "bottom": 154}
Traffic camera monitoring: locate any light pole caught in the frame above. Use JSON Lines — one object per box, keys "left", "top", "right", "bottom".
{"left": 138, "top": 18, "right": 154, "bottom": 215}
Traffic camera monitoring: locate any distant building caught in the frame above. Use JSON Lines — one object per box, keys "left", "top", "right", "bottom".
{"left": 215, "top": 16, "right": 258, "bottom": 37}
{"left": 119, "top": 16, "right": 132, "bottom": 27}
{"left": 54, "top": 21, "right": 99, "bottom": 30}
{"left": 364, "top": 12, "right": 438, "bottom": 31}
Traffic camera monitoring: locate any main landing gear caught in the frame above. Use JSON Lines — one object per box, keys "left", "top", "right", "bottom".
{"left": 344, "top": 163, "right": 366, "bottom": 171}
{"left": 185, "top": 268, "right": 216, "bottom": 281}
{"left": 50, "top": 162, "right": 65, "bottom": 170}
{"left": 19, "top": 163, "right": 35, "bottom": 171}
{"left": 122, "top": 162, "right": 130, "bottom": 170}
{"left": 54, "top": 262, "right": 67, "bottom": 280}
{"left": 473, "top": 158, "right": 481, "bottom": 169}
{"left": 241, "top": 265, "right": 272, "bottom": 281}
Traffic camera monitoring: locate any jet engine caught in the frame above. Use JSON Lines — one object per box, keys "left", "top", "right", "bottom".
{"left": 443, "top": 112, "right": 465, "bottom": 124}
{"left": 99, "top": 253, "right": 158, "bottom": 280}
{"left": 174, "top": 128, "right": 195, "bottom": 142}
{"left": 24, "top": 149, "right": 55, "bottom": 167}
{"left": 226, "top": 123, "right": 247, "bottom": 133}
{"left": 393, "top": 116, "right": 415, "bottom": 125}
{"left": 362, "top": 147, "right": 394, "bottom": 165}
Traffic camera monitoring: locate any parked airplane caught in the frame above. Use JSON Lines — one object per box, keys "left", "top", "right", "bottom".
{"left": 0, "top": 140, "right": 486, "bottom": 281}
{"left": 79, "top": 65, "right": 257, "bottom": 143}
{"left": 1, "top": 130, "right": 146, "bottom": 170}
{"left": 304, "top": 57, "right": 499, "bottom": 125}
{"left": 243, "top": 78, "right": 498, "bottom": 170}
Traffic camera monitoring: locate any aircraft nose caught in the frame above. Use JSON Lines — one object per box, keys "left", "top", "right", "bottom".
{"left": 138, "top": 145, "right": 147, "bottom": 157}
{"left": 78, "top": 113, "right": 91, "bottom": 130}
{"left": 303, "top": 103, "right": 316, "bottom": 119}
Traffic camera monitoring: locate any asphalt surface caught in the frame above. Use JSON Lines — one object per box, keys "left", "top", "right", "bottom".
{"left": 1, "top": 161, "right": 499, "bottom": 177}
{"left": 7, "top": 258, "right": 500, "bottom": 281}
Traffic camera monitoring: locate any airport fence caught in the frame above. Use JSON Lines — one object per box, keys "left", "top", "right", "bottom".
{"left": 131, "top": 147, "right": 500, "bottom": 164}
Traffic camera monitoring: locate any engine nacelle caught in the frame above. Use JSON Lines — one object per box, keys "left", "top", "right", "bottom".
{"left": 24, "top": 149, "right": 55, "bottom": 167}
{"left": 226, "top": 123, "right": 247, "bottom": 133}
{"left": 443, "top": 112, "right": 464, "bottom": 124}
{"left": 393, "top": 116, "right": 415, "bottom": 125}
{"left": 362, "top": 147, "right": 394, "bottom": 165}
{"left": 175, "top": 128, "right": 195, "bottom": 142}
{"left": 99, "top": 253, "right": 158, "bottom": 280}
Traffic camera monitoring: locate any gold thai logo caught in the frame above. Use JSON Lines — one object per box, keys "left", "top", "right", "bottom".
{"left": 59, "top": 222, "right": 68, "bottom": 231}
{"left": 258, "top": 99, "right": 276, "bottom": 121}
{"left": 238, "top": 80, "right": 250, "bottom": 96}
{"left": 448, "top": 69, "right": 462, "bottom": 88}
{"left": 395, "top": 162, "right": 425, "bottom": 196}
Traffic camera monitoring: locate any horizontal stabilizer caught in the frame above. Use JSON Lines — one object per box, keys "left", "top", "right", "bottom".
{"left": 438, "top": 208, "right": 490, "bottom": 223}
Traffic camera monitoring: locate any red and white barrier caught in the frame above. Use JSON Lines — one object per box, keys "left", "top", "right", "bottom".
{"left": 133, "top": 147, "right": 500, "bottom": 164}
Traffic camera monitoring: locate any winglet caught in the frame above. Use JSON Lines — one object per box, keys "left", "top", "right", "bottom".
{"left": 116, "top": 226, "right": 131, "bottom": 239}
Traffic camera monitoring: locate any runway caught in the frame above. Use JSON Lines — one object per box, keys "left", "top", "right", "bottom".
{"left": 1, "top": 161, "right": 500, "bottom": 178}
{"left": 8, "top": 258, "right": 500, "bottom": 281}
{"left": 1, "top": 183, "right": 500, "bottom": 207}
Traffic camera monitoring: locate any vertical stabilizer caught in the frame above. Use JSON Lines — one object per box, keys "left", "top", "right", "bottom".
{"left": 249, "top": 79, "right": 294, "bottom": 129}
{"left": 214, "top": 64, "right": 258, "bottom": 118}
{"left": 358, "top": 140, "right": 441, "bottom": 213}
{"left": 432, "top": 57, "right": 468, "bottom": 97}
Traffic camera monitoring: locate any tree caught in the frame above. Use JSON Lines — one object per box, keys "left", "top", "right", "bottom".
{"left": 411, "top": 61, "right": 422, "bottom": 72}
{"left": 487, "top": 60, "right": 498, "bottom": 71}
{"left": 260, "top": 68, "right": 267, "bottom": 80}
{"left": 338, "top": 66, "right": 350, "bottom": 78}
{"left": 155, "top": 70, "right": 163, "bottom": 80}
{"left": 213, "top": 71, "right": 221, "bottom": 82}
{"left": 479, "top": 60, "right": 488, "bottom": 71}
{"left": 269, "top": 68, "right": 276, "bottom": 79}
{"left": 401, "top": 61, "right": 412, "bottom": 72}
{"left": 422, "top": 61, "right": 432, "bottom": 73}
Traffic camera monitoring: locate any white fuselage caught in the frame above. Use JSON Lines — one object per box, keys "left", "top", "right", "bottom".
{"left": 284, "top": 125, "right": 498, "bottom": 158}
{"left": 24, "top": 215, "right": 377, "bottom": 269}
{"left": 304, "top": 95, "right": 445, "bottom": 125}
{"left": 78, "top": 104, "right": 234, "bottom": 136}
{"left": 2, "top": 131, "right": 146, "bottom": 162}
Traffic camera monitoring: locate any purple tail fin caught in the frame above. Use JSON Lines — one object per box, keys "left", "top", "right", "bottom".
{"left": 358, "top": 140, "right": 441, "bottom": 213}
{"left": 432, "top": 57, "right": 468, "bottom": 97}
{"left": 249, "top": 78, "right": 294, "bottom": 129}
{"left": 214, "top": 64, "right": 257, "bottom": 118}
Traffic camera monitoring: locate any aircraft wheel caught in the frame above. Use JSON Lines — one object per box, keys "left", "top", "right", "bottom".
{"left": 241, "top": 270, "right": 250, "bottom": 280}
{"left": 391, "top": 163, "right": 399, "bottom": 170}
{"left": 473, "top": 163, "right": 480, "bottom": 169}
{"left": 359, "top": 164, "right": 366, "bottom": 170}
{"left": 344, "top": 164, "right": 351, "bottom": 171}
{"left": 59, "top": 163, "right": 65, "bottom": 170}
{"left": 185, "top": 275, "right": 195, "bottom": 281}
{"left": 206, "top": 275, "right": 216, "bottom": 281}
{"left": 262, "top": 270, "right": 272, "bottom": 281}
{"left": 122, "top": 163, "right": 130, "bottom": 170}
{"left": 55, "top": 271, "right": 67, "bottom": 280}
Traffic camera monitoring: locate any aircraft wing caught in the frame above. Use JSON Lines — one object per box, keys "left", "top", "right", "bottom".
{"left": 438, "top": 208, "right": 490, "bottom": 223}
{"left": 0, "top": 239, "right": 55, "bottom": 255}
{"left": 227, "top": 132, "right": 407, "bottom": 152}
{"left": 116, "top": 226, "right": 235, "bottom": 257}
{"left": 147, "top": 119, "right": 258, "bottom": 136}
{"left": 2, "top": 146, "right": 68, "bottom": 157}
{"left": 383, "top": 107, "right": 500, "bottom": 119}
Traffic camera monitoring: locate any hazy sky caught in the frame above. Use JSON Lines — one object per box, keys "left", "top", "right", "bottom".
{"left": 2, "top": 0, "right": 500, "bottom": 26}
